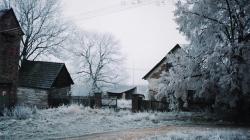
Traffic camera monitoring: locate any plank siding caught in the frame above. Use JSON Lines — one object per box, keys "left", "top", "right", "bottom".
{"left": 48, "top": 87, "right": 71, "bottom": 107}
{"left": 17, "top": 87, "right": 48, "bottom": 108}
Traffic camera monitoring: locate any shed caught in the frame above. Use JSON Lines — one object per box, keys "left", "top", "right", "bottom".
{"left": 17, "top": 60, "right": 74, "bottom": 108}
{"left": 107, "top": 85, "right": 137, "bottom": 99}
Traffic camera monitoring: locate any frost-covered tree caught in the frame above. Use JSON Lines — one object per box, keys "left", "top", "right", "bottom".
{"left": 172, "top": 0, "right": 250, "bottom": 116}
{"left": 157, "top": 45, "right": 202, "bottom": 110}
{"left": 68, "top": 31, "right": 124, "bottom": 94}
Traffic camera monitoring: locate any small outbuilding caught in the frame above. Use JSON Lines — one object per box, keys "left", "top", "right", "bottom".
{"left": 106, "top": 85, "right": 137, "bottom": 99}
{"left": 17, "top": 60, "right": 74, "bottom": 108}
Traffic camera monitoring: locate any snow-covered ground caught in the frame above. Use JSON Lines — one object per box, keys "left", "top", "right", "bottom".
{"left": 0, "top": 105, "right": 249, "bottom": 140}
{"left": 142, "top": 129, "right": 250, "bottom": 140}
{"left": 117, "top": 99, "right": 132, "bottom": 109}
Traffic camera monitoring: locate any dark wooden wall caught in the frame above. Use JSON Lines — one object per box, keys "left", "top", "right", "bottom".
{"left": 52, "top": 66, "right": 73, "bottom": 88}
{"left": 0, "top": 10, "right": 22, "bottom": 108}
{"left": 48, "top": 87, "right": 71, "bottom": 107}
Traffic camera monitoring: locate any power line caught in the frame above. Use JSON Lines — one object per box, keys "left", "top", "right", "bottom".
{"left": 65, "top": 0, "right": 156, "bottom": 20}
{"left": 67, "top": 0, "right": 156, "bottom": 22}
{"left": 64, "top": 3, "right": 121, "bottom": 20}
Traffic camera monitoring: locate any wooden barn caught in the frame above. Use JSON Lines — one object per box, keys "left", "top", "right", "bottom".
{"left": 0, "top": 9, "right": 23, "bottom": 110}
{"left": 17, "top": 60, "right": 74, "bottom": 108}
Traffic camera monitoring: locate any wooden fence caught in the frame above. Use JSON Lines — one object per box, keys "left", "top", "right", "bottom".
{"left": 102, "top": 98, "right": 117, "bottom": 108}
{"left": 71, "top": 96, "right": 117, "bottom": 108}
{"left": 139, "top": 100, "right": 168, "bottom": 112}
{"left": 132, "top": 95, "right": 168, "bottom": 112}
{"left": 71, "top": 96, "right": 96, "bottom": 107}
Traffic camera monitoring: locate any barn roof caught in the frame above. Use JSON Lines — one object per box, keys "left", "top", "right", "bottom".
{"left": 0, "top": 8, "right": 24, "bottom": 35}
{"left": 18, "top": 60, "right": 74, "bottom": 89}
{"left": 142, "top": 44, "right": 181, "bottom": 80}
{"left": 107, "top": 85, "right": 137, "bottom": 94}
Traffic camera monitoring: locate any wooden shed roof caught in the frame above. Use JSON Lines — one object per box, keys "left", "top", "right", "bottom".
{"left": 18, "top": 60, "right": 74, "bottom": 89}
{"left": 107, "top": 85, "right": 137, "bottom": 94}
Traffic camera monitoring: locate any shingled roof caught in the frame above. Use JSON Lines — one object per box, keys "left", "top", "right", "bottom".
{"left": 19, "top": 60, "right": 74, "bottom": 89}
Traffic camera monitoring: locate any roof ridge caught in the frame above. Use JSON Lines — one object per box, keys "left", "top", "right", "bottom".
{"left": 24, "top": 60, "right": 65, "bottom": 65}
{"left": 49, "top": 64, "right": 65, "bottom": 87}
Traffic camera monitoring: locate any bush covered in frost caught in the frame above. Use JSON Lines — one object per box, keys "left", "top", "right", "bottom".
{"left": 4, "top": 106, "right": 37, "bottom": 120}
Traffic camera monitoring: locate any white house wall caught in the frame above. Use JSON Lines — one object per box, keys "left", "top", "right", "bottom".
{"left": 147, "top": 61, "right": 166, "bottom": 100}
{"left": 147, "top": 78, "right": 160, "bottom": 99}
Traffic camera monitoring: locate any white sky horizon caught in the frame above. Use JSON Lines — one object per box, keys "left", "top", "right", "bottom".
{"left": 61, "top": 0, "right": 188, "bottom": 85}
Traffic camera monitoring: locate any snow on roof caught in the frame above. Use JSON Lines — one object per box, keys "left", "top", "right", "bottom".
{"left": 107, "top": 85, "right": 136, "bottom": 94}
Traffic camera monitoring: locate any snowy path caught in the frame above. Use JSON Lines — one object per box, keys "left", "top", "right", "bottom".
{"left": 59, "top": 125, "right": 250, "bottom": 140}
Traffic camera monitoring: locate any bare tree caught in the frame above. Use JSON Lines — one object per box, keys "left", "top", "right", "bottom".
{"left": 69, "top": 31, "right": 124, "bottom": 94}
{"left": 1, "top": 0, "right": 67, "bottom": 61}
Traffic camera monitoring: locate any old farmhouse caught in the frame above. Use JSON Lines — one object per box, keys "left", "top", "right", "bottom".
{"left": 142, "top": 44, "right": 182, "bottom": 100}
{"left": 143, "top": 44, "right": 205, "bottom": 110}
{"left": 0, "top": 9, "right": 23, "bottom": 110}
{"left": 17, "top": 60, "right": 74, "bottom": 108}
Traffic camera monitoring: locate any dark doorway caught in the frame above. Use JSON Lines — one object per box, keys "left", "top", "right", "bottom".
{"left": 0, "top": 84, "right": 11, "bottom": 112}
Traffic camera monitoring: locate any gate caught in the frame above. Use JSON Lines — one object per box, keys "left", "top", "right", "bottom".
{"left": 102, "top": 98, "right": 117, "bottom": 108}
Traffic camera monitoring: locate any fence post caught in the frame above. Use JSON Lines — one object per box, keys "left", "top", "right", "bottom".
{"left": 132, "top": 95, "right": 139, "bottom": 112}
{"left": 94, "top": 93, "right": 102, "bottom": 108}
{"left": 116, "top": 98, "right": 117, "bottom": 109}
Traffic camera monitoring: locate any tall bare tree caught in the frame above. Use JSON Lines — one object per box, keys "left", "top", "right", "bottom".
{"left": 0, "top": 0, "right": 67, "bottom": 61}
{"left": 68, "top": 31, "right": 124, "bottom": 94}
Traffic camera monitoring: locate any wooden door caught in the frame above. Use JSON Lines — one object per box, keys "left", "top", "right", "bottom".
{"left": 0, "top": 85, "right": 10, "bottom": 110}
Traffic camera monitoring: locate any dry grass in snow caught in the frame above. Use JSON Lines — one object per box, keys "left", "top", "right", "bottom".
{"left": 0, "top": 104, "right": 249, "bottom": 140}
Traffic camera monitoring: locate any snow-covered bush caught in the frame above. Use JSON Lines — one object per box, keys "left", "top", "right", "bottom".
{"left": 4, "top": 106, "right": 37, "bottom": 120}
{"left": 156, "top": 46, "right": 202, "bottom": 111}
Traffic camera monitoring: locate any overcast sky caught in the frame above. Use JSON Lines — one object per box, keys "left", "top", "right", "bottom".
{"left": 62, "top": 0, "right": 187, "bottom": 85}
